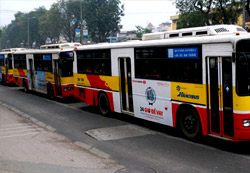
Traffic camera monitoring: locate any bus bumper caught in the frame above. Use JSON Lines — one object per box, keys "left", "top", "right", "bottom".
{"left": 74, "top": 86, "right": 85, "bottom": 102}
{"left": 7, "top": 74, "right": 15, "bottom": 84}
{"left": 61, "top": 84, "right": 74, "bottom": 97}
{"left": 234, "top": 113, "right": 250, "bottom": 141}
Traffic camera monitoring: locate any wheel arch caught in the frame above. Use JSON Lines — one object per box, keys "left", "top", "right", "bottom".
{"left": 22, "top": 78, "right": 27, "bottom": 87}
{"left": 47, "top": 82, "right": 53, "bottom": 91}
{"left": 47, "top": 82, "right": 55, "bottom": 96}
{"left": 97, "top": 90, "right": 114, "bottom": 112}
{"left": 176, "top": 103, "right": 206, "bottom": 138}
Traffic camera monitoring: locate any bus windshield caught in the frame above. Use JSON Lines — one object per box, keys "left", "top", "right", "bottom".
{"left": 59, "top": 51, "right": 74, "bottom": 77}
{"left": 7, "top": 54, "right": 12, "bottom": 69}
{"left": 236, "top": 39, "right": 250, "bottom": 95}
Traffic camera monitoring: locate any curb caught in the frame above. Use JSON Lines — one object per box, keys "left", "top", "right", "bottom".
{"left": 0, "top": 101, "right": 56, "bottom": 133}
{"left": 74, "top": 141, "right": 111, "bottom": 159}
{"left": 0, "top": 101, "right": 111, "bottom": 160}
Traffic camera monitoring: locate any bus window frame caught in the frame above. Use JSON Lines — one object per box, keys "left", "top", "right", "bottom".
{"left": 77, "top": 49, "right": 112, "bottom": 76}
{"left": 235, "top": 39, "right": 250, "bottom": 96}
{"left": 13, "top": 54, "right": 27, "bottom": 69}
{"left": 134, "top": 45, "right": 202, "bottom": 84}
{"left": 34, "top": 54, "right": 53, "bottom": 72}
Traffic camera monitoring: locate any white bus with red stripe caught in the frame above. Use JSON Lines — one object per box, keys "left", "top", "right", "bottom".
{"left": 13, "top": 43, "right": 80, "bottom": 98}
{"left": 74, "top": 25, "right": 250, "bottom": 141}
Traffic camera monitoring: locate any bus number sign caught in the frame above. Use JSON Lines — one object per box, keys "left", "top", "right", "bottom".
{"left": 168, "top": 47, "right": 198, "bottom": 59}
{"left": 43, "top": 55, "right": 52, "bottom": 61}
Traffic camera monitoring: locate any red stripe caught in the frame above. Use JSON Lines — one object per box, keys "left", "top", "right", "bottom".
{"left": 86, "top": 75, "right": 111, "bottom": 90}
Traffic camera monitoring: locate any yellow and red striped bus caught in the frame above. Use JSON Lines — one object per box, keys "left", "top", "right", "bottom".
{"left": 13, "top": 43, "right": 80, "bottom": 98}
{"left": 13, "top": 53, "right": 28, "bottom": 90}
{"left": 0, "top": 48, "right": 26, "bottom": 85}
{"left": 74, "top": 25, "right": 250, "bottom": 141}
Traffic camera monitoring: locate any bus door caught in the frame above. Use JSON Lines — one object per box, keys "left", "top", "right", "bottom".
{"left": 5, "top": 57, "right": 9, "bottom": 81}
{"left": 28, "top": 59, "right": 34, "bottom": 90}
{"left": 119, "top": 57, "right": 134, "bottom": 113}
{"left": 207, "top": 57, "right": 234, "bottom": 137}
{"left": 54, "top": 60, "right": 62, "bottom": 96}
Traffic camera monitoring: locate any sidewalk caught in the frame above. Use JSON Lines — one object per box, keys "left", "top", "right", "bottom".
{"left": 0, "top": 103, "right": 123, "bottom": 173}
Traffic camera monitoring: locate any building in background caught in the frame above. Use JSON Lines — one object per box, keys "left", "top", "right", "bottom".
{"left": 116, "top": 31, "right": 137, "bottom": 42}
{"left": 170, "top": 15, "right": 179, "bottom": 30}
{"left": 156, "top": 22, "right": 172, "bottom": 32}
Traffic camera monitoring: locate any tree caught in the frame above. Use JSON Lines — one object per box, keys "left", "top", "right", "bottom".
{"left": 211, "top": 0, "right": 241, "bottom": 24}
{"left": 1, "top": 12, "right": 27, "bottom": 48}
{"left": 0, "top": 0, "right": 124, "bottom": 47}
{"left": 177, "top": 11, "right": 208, "bottom": 29}
{"left": 83, "top": 0, "right": 124, "bottom": 42}
{"left": 175, "top": 0, "right": 242, "bottom": 29}
{"left": 57, "top": 0, "right": 84, "bottom": 42}
{"left": 39, "top": 3, "right": 63, "bottom": 43}
{"left": 176, "top": 0, "right": 213, "bottom": 26}
{"left": 128, "top": 26, "right": 152, "bottom": 39}
{"left": 27, "top": 7, "right": 47, "bottom": 47}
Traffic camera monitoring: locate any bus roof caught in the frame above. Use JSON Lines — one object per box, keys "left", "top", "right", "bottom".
{"left": 75, "top": 25, "right": 250, "bottom": 52}
{"left": 40, "top": 42, "right": 81, "bottom": 49}
{"left": 0, "top": 48, "right": 27, "bottom": 54}
{"left": 12, "top": 47, "right": 75, "bottom": 55}
{"left": 142, "top": 25, "right": 247, "bottom": 40}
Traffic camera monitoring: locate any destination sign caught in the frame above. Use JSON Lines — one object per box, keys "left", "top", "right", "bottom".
{"left": 43, "top": 54, "right": 52, "bottom": 61}
{"left": 168, "top": 47, "right": 198, "bottom": 59}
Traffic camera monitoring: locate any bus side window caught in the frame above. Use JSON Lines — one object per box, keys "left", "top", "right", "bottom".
{"left": 86, "top": 66, "right": 92, "bottom": 73}
{"left": 166, "top": 67, "right": 172, "bottom": 81}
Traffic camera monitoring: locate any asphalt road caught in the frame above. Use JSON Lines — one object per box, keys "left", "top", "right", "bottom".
{"left": 1, "top": 84, "right": 250, "bottom": 173}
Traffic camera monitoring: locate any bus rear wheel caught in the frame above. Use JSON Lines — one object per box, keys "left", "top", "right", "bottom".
{"left": 1, "top": 75, "right": 5, "bottom": 85}
{"left": 98, "top": 92, "right": 110, "bottom": 116}
{"left": 23, "top": 81, "right": 29, "bottom": 92}
{"left": 179, "top": 107, "right": 201, "bottom": 139}
{"left": 47, "top": 85, "right": 55, "bottom": 100}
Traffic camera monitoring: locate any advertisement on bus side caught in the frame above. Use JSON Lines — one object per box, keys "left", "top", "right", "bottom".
{"left": 34, "top": 71, "right": 47, "bottom": 92}
{"left": 133, "top": 79, "right": 173, "bottom": 126}
{"left": 0, "top": 66, "right": 1, "bottom": 82}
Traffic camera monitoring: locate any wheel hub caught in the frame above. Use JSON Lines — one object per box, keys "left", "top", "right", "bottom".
{"left": 184, "top": 115, "right": 195, "bottom": 130}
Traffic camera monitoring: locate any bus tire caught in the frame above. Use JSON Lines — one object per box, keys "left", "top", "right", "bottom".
{"left": 179, "top": 107, "right": 201, "bottom": 139}
{"left": 47, "top": 85, "right": 55, "bottom": 100}
{"left": 98, "top": 92, "right": 110, "bottom": 116}
{"left": 23, "top": 81, "right": 29, "bottom": 93}
{"left": 1, "top": 75, "right": 5, "bottom": 85}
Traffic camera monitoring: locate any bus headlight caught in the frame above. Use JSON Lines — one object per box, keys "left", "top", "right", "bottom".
{"left": 64, "top": 87, "right": 74, "bottom": 91}
{"left": 243, "top": 120, "right": 250, "bottom": 127}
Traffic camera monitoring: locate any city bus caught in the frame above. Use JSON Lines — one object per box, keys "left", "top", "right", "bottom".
{"left": 15, "top": 43, "right": 80, "bottom": 98}
{"left": 74, "top": 25, "right": 250, "bottom": 141}
{"left": 0, "top": 48, "right": 26, "bottom": 85}
{"left": 13, "top": 53, "right": 28, "bottom": 89}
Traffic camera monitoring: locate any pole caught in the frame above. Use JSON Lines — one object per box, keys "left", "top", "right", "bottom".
{"left": 243, "top": 0, "right": 246, "bottom": 29}
{"left": 80, "top": 0, "right": 83, "bottom": 44}
{"left": 27, "top": 18, "right": 30, "bottom": 48}
{"left": 0, "top": 0, "right": 2, "bottom": 50}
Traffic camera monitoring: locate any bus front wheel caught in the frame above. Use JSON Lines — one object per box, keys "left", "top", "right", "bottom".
{"left": 98, "top": 92, "right": 110, "bottom": 116}
{"left": 179, "top": 107, "right": 201, "bottom": 139}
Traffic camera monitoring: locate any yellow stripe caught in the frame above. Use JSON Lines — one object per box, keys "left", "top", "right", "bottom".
{"left": 61, "top": 77, "right": 74, "bottom": 85}
{"left": 46, "top": 72, "right": 55, "bottom": 82}
{"left": 171, "top": 82, "right": 206, "bottom": 105}
{"left": 233, "top": 86, "right": 250, "bottom": 111}
{"left": 13, "top": 68, "right": 27, "bottom": 77}
{"left": 74, "top": 73, "right": 120, "bottom": 91}
{"left": 1, "top": 66, "right": 6, "bottom": 74}
{"left": 74, "top": 73, "right": 91, "bottom": 86}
